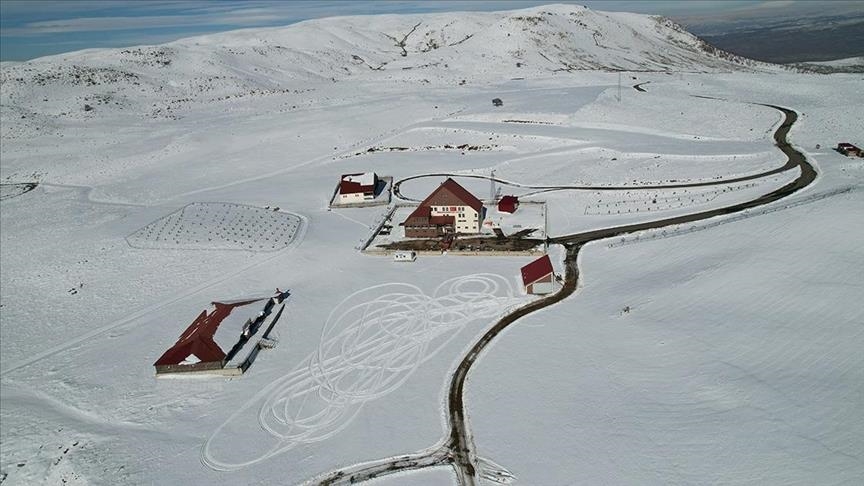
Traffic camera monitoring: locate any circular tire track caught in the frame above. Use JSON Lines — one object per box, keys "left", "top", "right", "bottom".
{"left": 392, "top": 111, "right": 803, "bottom": 204}
{"left": 202, "top": 275, "right": 522, "bottom": 473}
{"left": 308, "top": 103, "right": 816, "bottom": 485}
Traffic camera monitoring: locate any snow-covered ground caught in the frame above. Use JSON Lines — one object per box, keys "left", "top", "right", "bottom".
{"left": 2, "top": 4, "right": 863, "bottom": 486}
{"left": 804, "top": 56, "right": 864, "bottom": 67}
{"left": 468, "top": 183, "right": 864, "bottom": 485}
{"left": 792, "top": 56, "right": 864, "bottom": 73}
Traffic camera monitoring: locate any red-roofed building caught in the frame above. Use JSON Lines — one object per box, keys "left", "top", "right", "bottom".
{"left": 521, "top": 254, "right": 554, "bottom": 295}
{"left": 154, "top": 299, "right": 259, "bottom": 374}
{"left": 403, "top": 178, "right": 484, "bottom": 237}
{"left": 498, "top": 195, "right": 519, "bottom": 214}
{"left": 338, "top": 172, "right": 378, "bottom": 203}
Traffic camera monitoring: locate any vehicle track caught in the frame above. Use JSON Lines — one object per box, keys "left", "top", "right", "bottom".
{"left": 0, "top": 182, "right": 38, "bottom": 201}
{"left": 201, "top": 275, "right": 523, "bottom": 473}
{"left": 392, "top": 152, "right": 799, "bottom": 202}
{"left": 307, "top": 103, "right": 816, "bottom": 485}
{"left": 633, "top": 81, "right": 650, "bottom": 92}
{"left": 391, "top": 108, "right": 799, "bottom": 203}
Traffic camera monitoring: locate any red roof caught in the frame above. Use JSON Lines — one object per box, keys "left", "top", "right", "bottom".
{"left": 153, "top": 300, "right": 258, "bottom": 367}
{"left": 407, "top": 205, "right": 432, "bottom": 220}
{"left": 423, "top": 178, "right": 484, "bottom": 213}
{"left": 498, "top": 195, "right": 518, "bottom": 213}
{"left": 403, "top": 178, "right": 483, "bottom": 230}
{"left": 340, "top": 173, "right": 376, "bottom": 195}
{"left": 521, "top": 255, "right": 554, "bottom": 286}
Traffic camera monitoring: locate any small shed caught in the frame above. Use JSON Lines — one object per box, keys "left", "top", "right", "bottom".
{"left": 394, "top": 251, "right": 417, "bottom": 262}
{"left": 521, "top": 255, "right": 554, "bottom": 295}
{"left": 498, "top": 195, "right": 519, "bottom": 214}
{"left": 837, "top": 143, "right": 862, "bottom": 157}
{"left": 492, "top": 98, "right": 503, "bottom": 107}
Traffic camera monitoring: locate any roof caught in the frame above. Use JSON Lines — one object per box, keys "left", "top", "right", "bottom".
{"left": 403, "top": 178, "right": 483, "bottom": 228}
{"left": 498, "top": 195, "right": 518, "bottom": 210}
{"left": 429, "top": 215, "right": 455, "bottom": 225}
{"left": 406, "top": 205, "right": 432, "bottom": 221}
{"left": 154, "top": 299, "right": 259, "bottom": 367}
{"left": 521, "top": 255, "right": 554, "bottom": 286}
{"left": 422, "top": 178, "right": 483, "bottom": 213}
{"left": 340, "top": 172, "right": 377, "bottom": 194}
{"left": 403, "top": 208, "right": 454, "bottom": 227}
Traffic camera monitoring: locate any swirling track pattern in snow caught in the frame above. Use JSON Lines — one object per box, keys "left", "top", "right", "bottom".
{"left": 202, "top": 274, "right": 522, "bottom": 471}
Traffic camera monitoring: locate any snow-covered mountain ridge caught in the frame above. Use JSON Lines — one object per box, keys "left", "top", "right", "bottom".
{"left": 1, "top": 4, "right": 776, "bottom": 130}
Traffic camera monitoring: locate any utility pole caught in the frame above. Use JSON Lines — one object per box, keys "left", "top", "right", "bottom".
{"left": 489, "top": 170, "right": 496, "bottom": 202}
{"left": 617, "top": 71, "right": 622, "bottom": 102}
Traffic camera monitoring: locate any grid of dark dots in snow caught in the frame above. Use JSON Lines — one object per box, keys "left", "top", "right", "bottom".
{"left": 126, "top": 202, "right": 301, "bottom": 251}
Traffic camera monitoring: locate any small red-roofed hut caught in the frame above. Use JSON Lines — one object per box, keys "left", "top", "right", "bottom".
{"left": 521, "top": 255, "right": 554, "bottom": 295}
{"left": 498, "top": 195, "right": 519, "bottom": 213}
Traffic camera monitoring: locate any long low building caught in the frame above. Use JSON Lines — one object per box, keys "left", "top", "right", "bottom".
{"left": 402, "top": 178, "right": 485, "bottom": 237}
{"left": 153, "top": 300, "right": 259, "bottom": 375}
{"left": 153, "top": 293, "right": 285, "bottom": 376}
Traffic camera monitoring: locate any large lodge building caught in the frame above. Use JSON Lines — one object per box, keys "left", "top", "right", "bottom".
{"left": 403, "top": 178, "right": 484, "bottom": 238}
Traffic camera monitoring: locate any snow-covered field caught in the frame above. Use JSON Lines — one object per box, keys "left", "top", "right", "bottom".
{"left": 2, "top": 4, "right": 863, "bottom": 486}
{"left": 469, "top": 186, "right": 864, "bottom": 485}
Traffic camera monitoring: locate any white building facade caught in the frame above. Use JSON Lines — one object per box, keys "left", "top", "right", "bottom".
{"left": 429, "top": 204, "right": 481, "bottom": 233}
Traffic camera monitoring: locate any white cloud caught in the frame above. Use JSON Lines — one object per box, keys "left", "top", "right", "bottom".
{"left": 3, "top": 8, "right": 299, "bottom": 35}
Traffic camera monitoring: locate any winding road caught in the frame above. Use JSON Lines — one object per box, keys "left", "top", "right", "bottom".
{"left": 392, "top": 138, "right": 802, "bottom": 203}
{"left": 311, "top": 103, "right": 815, "bottom": 485}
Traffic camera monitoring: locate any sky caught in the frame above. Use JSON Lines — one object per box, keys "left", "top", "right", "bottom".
{"left": 2, "top": 0, "right": 862, "bottom": 61}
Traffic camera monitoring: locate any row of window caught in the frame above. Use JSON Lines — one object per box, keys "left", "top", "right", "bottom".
{"left": 434, "top": 206, "right": 475, "bottom": 214}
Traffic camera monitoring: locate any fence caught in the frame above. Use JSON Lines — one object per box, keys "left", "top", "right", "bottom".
{"left": 608, "top": 186, "right": 855, "bottom": 248}
{"left": 356, "top": 205, "right": 400, "bottom": 251}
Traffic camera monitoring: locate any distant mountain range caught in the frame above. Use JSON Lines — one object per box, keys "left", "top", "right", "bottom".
{"left": 689, "top": 12, "right": 864, "bottom": 64}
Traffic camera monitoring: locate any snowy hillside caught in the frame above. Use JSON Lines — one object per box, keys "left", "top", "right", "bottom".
{"left": 791, "top": 56, "right": 864, "bottom": 73}
{"left": 1, "top": 5, "right": 775, "bottom": 143}
{"left": 2, "top": 4, "right": 862, "bottom": 486}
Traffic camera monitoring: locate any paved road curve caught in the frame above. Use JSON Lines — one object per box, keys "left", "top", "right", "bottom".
{"left": 392, "top": 108, "right": 804, "bottom": 204}
{"left": 309, "top": 104, "right": 815, "bottom": 485}
{"left": 445, "top": 104, "right": 815, "bottom": 484}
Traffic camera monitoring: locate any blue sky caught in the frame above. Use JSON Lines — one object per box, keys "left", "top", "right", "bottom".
{"left": 2, "top": 0, "right": 861, "bottom": 61}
